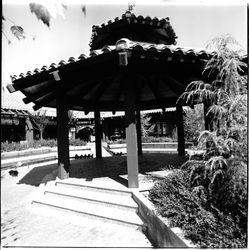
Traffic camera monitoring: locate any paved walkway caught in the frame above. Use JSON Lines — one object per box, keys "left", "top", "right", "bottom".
{"left": 1, "top": 165, "right": 151, "bottom": 247}
{"left": 1, "top": 152, "right": 188, "bottom": 247}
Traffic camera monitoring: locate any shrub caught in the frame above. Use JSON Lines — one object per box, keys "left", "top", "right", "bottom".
{"left": 211, "top": 160, "right": 247, "bottom": 232}
{"left": 107, "top": 139, "right": 126, "bottom": 145}
{"left": 148, "top": 169, "right": 247, "bottom": 248}
{"left": 142, "top": 136, "right": 173, "bottom": 143}
{"left": 1, "top": 141, "right": 29, "bottom": 152}
{"left": 69, "top": 138, "right": 87, "bottom": 146}
{"left": 32, "top": 139, "right": 57, "bottom": 148}
{"left": 1, "top": 139, "right": 87, "bottom": 152}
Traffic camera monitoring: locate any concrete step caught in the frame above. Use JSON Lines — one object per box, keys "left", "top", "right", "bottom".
{"left": 55, "top": 181, "right": 132, "bottom": 197}
{"left": 43, "top": 187, "right": 138, "bottom": 211}
{"left": 32, "top": 194, "right": 145, "bottom": 231}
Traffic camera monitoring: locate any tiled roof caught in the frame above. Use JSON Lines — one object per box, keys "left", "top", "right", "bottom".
{"left": 92, "top": 12, "right": 173, "bottom": 32}
{"left": 89, "top": 11, "right": 177, "bottom": 49}
{"left": 2, "top": 87, "right": 58, "bottom": 117}
{"left": 1, "top": 108, "right": 31, "bottom": 117}
{"left": 11, "top": 38, "right": 247, "bottom": 82}
{"left": 1, "top": 88, "right": 33, "bottom": 111}
{"left": 8, "top": 38, "right": 247, "bottom": 113}
{"left": 9, "top": 39, "right": 216, "bottom": 82}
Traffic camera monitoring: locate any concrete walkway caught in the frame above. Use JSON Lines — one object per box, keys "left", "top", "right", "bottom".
{"left": 1, "top": 152, "right": 188, "bottom": 247}
{"left": 1, "top": 165, "right": 151, "bottom": 247}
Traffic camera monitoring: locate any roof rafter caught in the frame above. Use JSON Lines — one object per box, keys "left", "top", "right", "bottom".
{"left": 147, "top": 74, "right": 161, "bottom": 101}
{"left": 88, "top": 79, "right": 111, "bottom": 103}
{"left": 23, "top": 83, "right": 56, "bottom": 104}
{"left": 159, "top": 74, "right": 186, "bottom": 95}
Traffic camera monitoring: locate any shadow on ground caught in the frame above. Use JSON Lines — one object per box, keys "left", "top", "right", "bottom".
{"left": 17, "top": 153, "right": 188, "bottom": 187}
{"left": 70, "top": 153, "right": 188, "bottom": 187}
{"left": 18, "top": 163, "right": 57, "bottom": 186}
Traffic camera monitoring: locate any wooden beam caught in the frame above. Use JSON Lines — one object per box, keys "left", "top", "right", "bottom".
{"left": 33, "top": 92, "right": 57, "bottom": 111}
{"left": 124, "top": 70, "right": 139, "bottom": 188}
{"left": 56, "top": 88, "right": 70, "bottom": 179}
{"left": 94, "top": 110, "right": 102, "bottom": 158}
{"left": 136, "top": 109, "right": 142, "bottom": 155}
{"left": 23, "top": 82, "right": 56, "bottom": 104}
{"left": 90, "top": 80, "right": 110, "bottom": 102}
{"left": 62, "top": 60, "right": 118, "bottom": 95}
{"left": 134, "top": 74, "right": 144, "bottom": 107}
{"left": 68, "top": 97, "right": 178, "bottom": 112}
{"left": 68, "top": 80, "right": 101, "bottom": 101}
{"left": 10, "top": 72, "right": 54, "bottom": 92}
{"left": 147, "top": 75, "right": 161, "bottom": 101}
{"left": 160, "top": 75, "right": 186, "bottom": 95}
{"left": 113, "top": 77, "right": 124, "bottom": 103}
{"left": 33, "top": 79, "right": 100, "bottom": 111}
{"left": 176, "top": 104, "right": 185, "bottom": 156}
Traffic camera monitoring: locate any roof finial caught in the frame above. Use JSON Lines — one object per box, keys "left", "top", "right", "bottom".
{"left": 127, "top": 2, "right": 135, "bottom": 12}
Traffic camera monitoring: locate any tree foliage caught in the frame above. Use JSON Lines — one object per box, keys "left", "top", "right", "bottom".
{"left": 179, "top": 33, "right": 247, "bottom": 161}
{"left": 10, "top": 25, "right": 26, "bottom": 40}
{"left": 2, "top": 3, "right": 86, "bottom": 44}
{"left": 31, "top": 110, "right": 50, "bottom": 140}
{"left": 29, "top": 3, "right": 52, "bottom": 27}
{"left": 151, "top": 34, "right": 247, "bottom": 247}
{"left": 141, "top": 113, "right": 155, "bottom": 137}
{"left": 184, "top": 104, "right": 204, "bottom": 144}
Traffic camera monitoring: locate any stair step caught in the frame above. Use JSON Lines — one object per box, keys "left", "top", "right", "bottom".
{"left": 55, "top": 181, "right": 132, "bottom": 196}
{"left": 44, "top": 189, "right": 137, "bottom": 211}
{"left": 32, "top": 196, "right": 145, "bottom": 230}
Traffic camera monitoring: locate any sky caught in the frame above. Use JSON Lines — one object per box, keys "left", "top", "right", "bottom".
{"left": 2, "top": 0, "right": 247, "bottom": 87}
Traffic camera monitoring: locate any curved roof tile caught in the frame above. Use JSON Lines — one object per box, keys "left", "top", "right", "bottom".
{"left": 49, "top": 63, "right": 57, "bottom": 69}
{"left": 68, "top": 57, "right": 77, "bottom": 63}
{"left": 10, "top": 38, "right": 247, "bottom": 83}
{"left": 78, "top": 54, "right": 87, "bottom": 60}
{"left": 90, "top": 12, "right": 174, "bottom": 49}
{"left": 59, "top": 60, "right": 67, "bottom": 66}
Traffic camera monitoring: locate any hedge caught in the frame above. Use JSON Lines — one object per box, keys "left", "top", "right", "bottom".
{"left": 1, "top": 139, "right": 87, "bottom": 152}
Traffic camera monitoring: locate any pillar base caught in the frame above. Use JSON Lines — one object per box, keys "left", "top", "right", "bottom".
{"left": 128, "top": 175, "right": 139, "bottom": 188}
{"left": 58, "top": 163, "right": 69, "bottom": 179}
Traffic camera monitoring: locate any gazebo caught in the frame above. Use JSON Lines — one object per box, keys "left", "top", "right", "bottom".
{"left": 7, "top": 7, "right": 214, "bottom": 188}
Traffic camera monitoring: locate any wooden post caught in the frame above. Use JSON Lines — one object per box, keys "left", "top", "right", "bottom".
{"left": 136, "top": 109, "right": 142, "bottom": 155}
{"left": 25, "top": 117, "right": 33, "bottom": 144}
{"left": 56, "top": 89, "right": 70, "bottom": 179}
{"left": 176, "top": 105, "right": 185, "bottom": 156}
{"left": 94, "top": 110, "right": 102, "bottom": 158}
{"left": 124, "top": 75, "right": 139, "bottom": 188}
{"left": 102, "top": 119, "right": 108, "bottom": 142}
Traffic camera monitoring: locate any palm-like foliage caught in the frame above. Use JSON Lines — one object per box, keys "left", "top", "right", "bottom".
{"left": 178, "top": 34, "right": 247, "bottom": 204}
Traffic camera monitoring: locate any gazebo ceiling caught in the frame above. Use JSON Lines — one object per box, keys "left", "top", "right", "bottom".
{"left": 7, "top": 39, "right": 217, "bottom": 112}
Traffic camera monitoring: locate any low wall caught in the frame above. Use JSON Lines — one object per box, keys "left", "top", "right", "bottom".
{"left": 108, "top": 142, "right": 193, "bottom": 150}
{"left": 142, "top": 142, "right": 193, "bottom": 149}
{"left": 1, "top": 147, "right": 52, "bottom": 159}
{"left": 1, "top": 146, "right": 91, "bottom": 159}
{"left": 132, "top": 190, "right": 188, "bottom": 248}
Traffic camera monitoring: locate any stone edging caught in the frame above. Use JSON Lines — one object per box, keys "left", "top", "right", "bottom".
{"left": 132, "top": 190, "right": 188, "bottom": 248}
